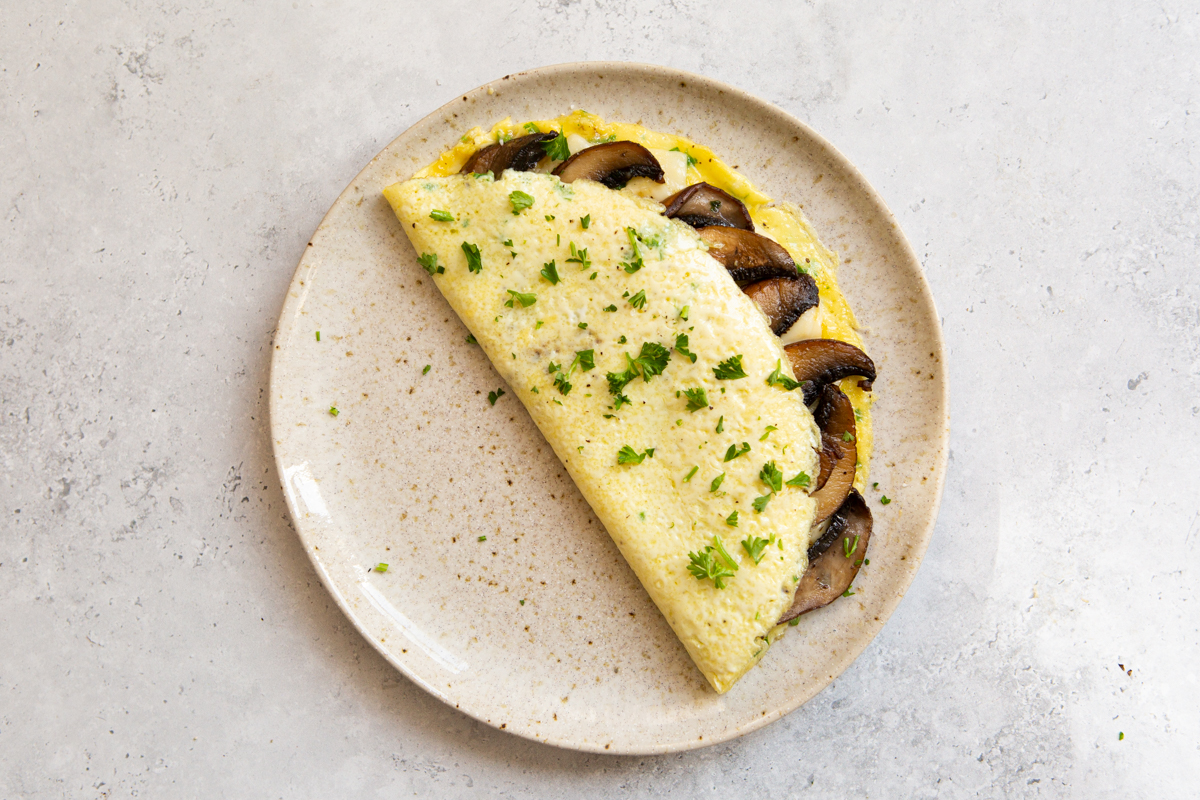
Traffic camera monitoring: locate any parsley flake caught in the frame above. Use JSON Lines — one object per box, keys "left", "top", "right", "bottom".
{"left": 418, "top": 252, "right": 444, "bottom": 275}
{"left": 683, "top": 387, "right": 708, "bottom": 412}
{"left": 565, "top": 242, "right": 591, "bottom": 270}
{"left": 714, "top": 354, "right": 748, "bottom": 380}
{"left": 842, "top": 431, "right": 856, "bottom": 443}
{"left": 465, "top": 333, "right": 478, "bottom": 345}
{"left": 478, "top": 535, "right": 487, "bottom": 542}
{"left": 841, "top": 587, "right": 856, "bottom": 597}
{"left": 603, "top": 304, "right": 617, "bottom": 312}
{"left": 487, "top": 388, "right": 505, "bottom": 405}
{"left": 765, "top": 359, "right": 803, "bottom": 391}
{"left": 716, "top": 416, "right": 724, "bottom": 433}
{"left": 617, "top": 335, "right": 627, "bottom": 344}
{"left": 683, "top": 466, "right": 699, "bottom": 482}
{"left": 375, "top": 562, "right": 389, "bottom": 572}
{"left": 723, "top": 442, "right": 751, "bottom": 462}
{"left": 429, "top": 209, "right": 454, "bottom": 222}
{"left": 679, "top": 305, "right": 689, "bottom": 320}
{"left": 687, "top": 534, "right": 738, "bottom": 588}
{"left": 329, "top": 406, "right": 339, "bottom": 417}
{"left": 786, "top": 471, "right": 811, "bottom": 488}
{"left": 504, "top": 289, "right": 537, "bottom": 308}
{"left": 752, "top": 494, "right": 772, "bottom": 513}
{"left": 633, "top": 341, "right": 671, "bottom": 381}
{"left": 759, "top": 461, "right": 783, "bottom": 493}
{"left": 628, "top": 290, "right": 648, "bottom": 310}
{"left": 741, "top": 536, "right": 770, "bottom": 564}
{"left": 315, "top": 331, "right": 320, "bottom": 341}
{"left": 541, "top": 132, "right": 570, "bottom": 161}
{"left": 461, "top": 242, "right": 483, "bottom": 274}
{"left": 843, "top": 534, "right": 861, "bottom": 559}
{"left": 725, "top": 510, "right": 739, "bottom": 527}
{"left": 880, "top": 495, "right": 892, "bottom": 505}
{"left": 674, "top": 333, "right": 697, "bottom": 363}
{"left": 617, "top": 445, "right": 653, "bottom": 465}
{"left": 670, "top": 146, "right": 700, "bottom": 168}
{"left": 581, "top": 214, "right": 591, "bottom": 229}
{"left": 710, "top": 473, "right": 725, "bottom": 493}
{"left": 540, "top": 260, "right": 560, "bottom": 284}
{"left": 523, "top": 122, "right": 539, "bottom": 133}
{"left": 509, "top": 190, "right": 535, "bottom": 215}
{"left": 759, "top": 425, "right": 778, "bottom": 441}
{"left": 422, "top": 364, "right": 431, "bottom": 375}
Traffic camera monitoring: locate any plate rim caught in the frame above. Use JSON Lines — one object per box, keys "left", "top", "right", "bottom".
{"left": 269, "top": 60, "right": 949, "bottom": 755}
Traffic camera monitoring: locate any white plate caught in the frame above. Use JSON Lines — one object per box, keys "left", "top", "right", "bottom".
{"left": 269, "top": 62, "right": 948, "bottom": 754}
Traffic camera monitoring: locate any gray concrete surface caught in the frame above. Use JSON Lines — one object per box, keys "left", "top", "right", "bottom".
{"left": 2, "top": 1, "right": 1196, "bottom": 796}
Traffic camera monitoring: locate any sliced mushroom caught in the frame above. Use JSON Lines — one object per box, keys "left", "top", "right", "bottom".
{"left": 810, "top": 384, "right": 856, "bottom": 523}
{"left": 742, "top": 274, "right": 819, "bottom": 336}
{"left": 784, "top": 339, "right": 877, "bottom": 404}
{"left": 662, "top": 182, "right": 754, "bottom": 230}
{"left": 696, "top": 226, "right": 798, "bottom": 283}
{"left": 460, "top": 132, "right": 559, "bottom": 178}
{"left": 551, "top": 141, "right": 665, "bottom": 189}
{"left": 814, "top": 433, "right": 842, "bottom": 491}
{"left": 778, "top": 490, "right": 872, "bottom": 623}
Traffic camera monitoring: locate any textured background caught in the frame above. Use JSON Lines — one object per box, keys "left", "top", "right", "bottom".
{"left": 2, "top": 1, "right": 1197, "bottom": 797}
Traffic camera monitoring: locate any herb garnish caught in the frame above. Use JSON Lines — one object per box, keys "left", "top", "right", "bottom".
{"left": 603, "top": 304, "right": 617, "bottom": 312}
{"left": 843, "top": 534, "right": 861, "bottom": 559}
{"left": 564, "top": 241, "right": 591, "bottom": 271}
{"left": 752, "top": 494, "right": 772, "bottom": 513}
{"left": 461, "top": 242, "right": 482, "bottom": 274}
{"left": 617, "top": 445, "right": 654, "bottom": 465}
{"left": 785, "top": 471, "right": 811, "bottom": 488}
{"left": 628, "top": 289, "right": 648, "bottom": 310}
{"left": 716, "top": 416, "right": 724, "bottom": 433}
{"left": 632, "top": 341, "right": 671, "bottom": 380}
{"left": 673, "top": 333, "right": 697, "bottom": 363}
{"left": 765, "top": 359, "right": 803, "bottom": 391}
{"left": 725, "top": 510, "right": 739, "bottom": 527}
{"left": 723, "top": 442, "right": 751, "bottom": 461}
{"left": 504, "top": 289, "right": 537, "bottom": 308}
{"left": 539, "top": 260, "right": 560, "bottom": 284}
{"left": 842, "top": 431, "right": 856, "bottom": 442}
{"left": 541, "top": 132, "right": 570, "bottom": 161}
{"left": 429, "top": 209, "right": 454, "bottom": 222}
{"left": 710, "top": 473, "right": 725, "bottom": 493}
{"left": 315, "top": 331, "right": 320, "bottom": 341}
{"left": 328, "top": 406, "right": 339, "bottom": 417}
{"left": 683, "top": 387, "right": 708, "bottom": 412}
{"left": 759, "top": 461, "right": 783, "bottom": 493}
{"left": 880, "top": 495, "right": 892, "bottom": 505}
{"left": 670, "top": 146, "right": 700, "bottom": 168}
{"left": 741, "top": 536, "right": 770, "bottom": 564}
{"left": 422, "top": 364, "right": 431, "bottom": 375}
{"left": 465, "top": 333, "right": 478, "bottom": 345}
{"left": 418, "top": 252, "right": 444, "bottom": 275}
{"left": 683, "top": 466, "right": 699, "bottom": 482}
{"left": 714, "top": 355, "right": 748, "bottom": 380}
{"left": 487, "top": 388, "right": 505, "bottom": 405}
{"left": 581, "top": 214, "right": 591, "bottom": 229}
{"left": 679, "top": 305, "right": 689, "bottom": 320}
{"left": 509, "top": 190, "right": 535, "bottom": 215}
{"left": 687, "top": 535, "right": 738, "bottom": 588}
{"left": 375, "top": 562, "right": 389, "bottom": 572}
{"left": 759, "top": 425, "right": 778, "bottom": 441}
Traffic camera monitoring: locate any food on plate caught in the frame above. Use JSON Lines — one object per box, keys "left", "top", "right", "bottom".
{"left": 382, "top": 112, "right": 877, "bottom": 692}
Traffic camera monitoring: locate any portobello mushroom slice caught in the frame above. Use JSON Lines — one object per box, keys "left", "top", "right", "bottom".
{"left": 810, "top": 384, "right": 856, "bottom": 524}
{"left": 662, "top": 182, "right": 754, "bottom": 230}
{"left": 459, "top": 132, "right": 559, "bottom": 178}
{"left": 551, "top": 141, "right": 665, "bottom": 189}
{"left": 742, "top": 274, "right": 819, "bottom": 336}
{"left": 778, "top": 490, "right": 872, "bottom": 623}
{"left": 814, "top": 432, "right": 842, "bottom": 491}
{"left": 696, "top": 226, "right": 798, "bottom": 283}
{"left": 784, "top": 339, "right": 877, "bottom": 404}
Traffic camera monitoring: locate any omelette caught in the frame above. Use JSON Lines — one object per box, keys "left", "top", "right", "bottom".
{"left": 383, "top": 113, "right": 873, "bottom": 693}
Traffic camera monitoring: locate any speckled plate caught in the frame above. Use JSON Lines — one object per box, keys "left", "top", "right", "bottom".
{"left": 269, "top": 63, "right": 948, "bottom": 755}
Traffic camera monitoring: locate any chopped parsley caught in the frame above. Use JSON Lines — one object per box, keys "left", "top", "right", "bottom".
{"left": 716, "top": 416, "right": 725, "bottom": 433}
{"left": 843, "top": 534, "right": 861, "bottom": 559}
{"left": 478, "top": 535, "right": 487, "bottom": 542}
{"left": 417, "top": 252, "right": 444, "bottom": 275}
{"left": 375, "top": 562, "right": 389, "bottom": 572}
{"left": 687, "top": 534, "right": 738, "bottom": 588}
{"left": 617, "top": 335, "right": 627, "bottom": 344}
{"left": 683, "top": 466, "right": 699, "bottom": 482}
{"left": 540, "top": 260, "right": 560, "bottom": 284}
{"left": 504, "top": 289, "right": 537, "bottom": 308}
{"left": 461, "top": 242, "right": 483, "bottom": 274}
{"left": 765, "top": 359, "right": 803, "bottom": 391}
{"left": 679, "top": 305, "right": 689, "bottom": 320}
{"left": 565, "top": 242, "right": 591, "bottom": 270}
{"left": 723, "top": 442, "right": 751, "bottom": 462}
{"left": 633, "top": 341, "right": 671, "bottom": 380}
{"left": 759, "top": 461, "right": 783, "bottom": 493}
{"left": 523, "top": 122, "right": 539, "bottom": 133}
{"left": 841, "top": 587, "right": 856, "bottom": 597}
{"left": 725, "top": 510, "right": 739, "bottom": 527}
{"left": 581, "top": 214, "right": 591, "bottom": 229}
{"left": 617, "top": 445, "right": 654, "bottom": 465}
{"left": 603, "top": 304, "right": 617, "bottom": 312}
{"left": 429, "top": 209, "right": 454, "bottom": 222}
{"left": 545, "top": 215, "right": 555, "bottom": 221}
{"left": 628, "top": 289, "right": 648, "bottom": 310}
{"left": 422, "top": 364, "right": 431, "bottom": 375}
{"left": 842, "top": 431, "right": 856, "bottom": 443}
{"left": 673, "top": 333, "right": 697, "bottom": 364}
{"left": 573, "top": 349, "right": 596, "bottom": 372}
{"left": 577, "top": 322, "right": 587, "bottom": 329}
{"left": 683, "top": 387, "right": 709, "bottom": 412}
{"left": 541, "top": 132, "right": 570, "bottom": 161}
{"left": 880, "top": 495, "right": 892, "bottom": 505}
{"left": 752, "top": 494, "right": 772, "bottom": 513}
{"left": 670, "top": 146, "right": 700, "bottom": 168}
{"left": 710, "top": 473, "right": 726, "bottom": 493}
{"left": 465, "top": 334, "right": 478, "bottom": 345}
{"left": 605, "top": 355, "right": 639, "bottom": 409}
{"left": 786, "top": 471, "right": 811, "bottom": 488}
{"left": 315, "top": 331, "right": 320, "bottom": 341}
{"left": 741, "top": 536, "right": 770, "bottom": 564}
{"left": 328, "top": 406, "right": 339, "bottom": 417}
{"left": 553, "top": 372, "right": 572, "bottom": 395}
{"left": 714, "top": 354, "right": 748, "bottom": 380}
{"left": 759, "top": 425, "right": 778, "bottom": 441}
{"left": 509, "top": 190, "right": 535, "bottom": 215}
{"left": 535, "top": 320, "right": 544, "bottom": 329}
{"left": 487, "top": 388, "right": 505, "bottom": 405}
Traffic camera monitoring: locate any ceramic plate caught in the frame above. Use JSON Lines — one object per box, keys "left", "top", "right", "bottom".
{"left": 269, "top": 63, "right": 948, "bottom": 754}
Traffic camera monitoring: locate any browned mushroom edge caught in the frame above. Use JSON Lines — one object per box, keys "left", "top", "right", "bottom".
{"left": 695, "top": 226, "right": 798, "bottom": 283}
{"left": 814, "top": 432, "right": 842, "bottom": 491}
{"left": 778, "top": 489, "right": 872, "bottom": 623}
{"left": 784, "top": 339, "right": 876, "bottom": 405}
{"left": 741, "top": 274, "right": 819, "bottom": 337}
{"left": 662, "top": 182, "right": 754, "bottom": 230}
{"left": 809, "top": 384, "right": 856, "bottom": 523}
{"left": 551, "top": 141, "right": 665, "bottom": 189}
{"left": 459, "top": 132, "right": 559, "bottom": 178}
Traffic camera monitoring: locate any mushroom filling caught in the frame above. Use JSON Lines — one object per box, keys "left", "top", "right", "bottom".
{"left": 662, "top": 182, "right": 755, "bottom": 230}
{"left": 695, "top": 226, "right": 800, "bottom": 284}
{"left": 552, "top": 141, "right": 665, "bottom": 189}
{"left": 741, "top": 274, "right": 819, "bottom": 337}
{"left": 784, "top": 339, "right": 876, "bottom": 404}
{"left": 459, "top": 132, "right": 560, "bottom": 178}
{"left": 778, "top": 490, "right": 872, "bottom": 623}
{"left": 810, "top": 384, "right": 857, "bottom": 524}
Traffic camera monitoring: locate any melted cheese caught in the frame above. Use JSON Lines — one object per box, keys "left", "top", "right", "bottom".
{"left": 384, "top": 172, "right": 820, "bottom": 692}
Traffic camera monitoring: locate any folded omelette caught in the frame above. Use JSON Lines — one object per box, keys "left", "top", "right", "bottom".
{"left": 384, "top": 170, "right": 820, "bottom": 692}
